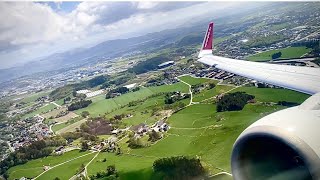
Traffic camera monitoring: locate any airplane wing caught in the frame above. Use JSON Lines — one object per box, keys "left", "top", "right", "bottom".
{"left": 198, "top": 22, "right": 320, "bottom": 95}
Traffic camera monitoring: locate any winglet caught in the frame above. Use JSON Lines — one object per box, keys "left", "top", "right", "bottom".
{"left": 198, "top": 22, "right": 214, "bottom": 58}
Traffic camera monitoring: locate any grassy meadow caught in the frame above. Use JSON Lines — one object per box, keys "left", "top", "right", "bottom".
{"left": 7, "top": 75, "right": 310, "bottom": 180}
{"left": 246, "top": 46, "right": 312, "bottom": 61}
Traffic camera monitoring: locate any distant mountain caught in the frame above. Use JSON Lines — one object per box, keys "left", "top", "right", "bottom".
{"left": 0, "top": 23, "right": 207, "bottom": 83}
{"left": 0, "top": 2, "right": 274, "bottom": 83}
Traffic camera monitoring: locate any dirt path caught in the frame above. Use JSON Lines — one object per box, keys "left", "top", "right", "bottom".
{"left": 70, "top": 151, "right": 100, "bottom": 180}
{"left": 177, "top": 78, "right": 193, "bottom": 106}
{"left": 51, "top": 101, "right": 62, "bottom": 108}
{"left": 177, "top": 77, "right": 200, "bottom": 107}
{"left": 33, "top": 151, "right": 96, "bottom": 180}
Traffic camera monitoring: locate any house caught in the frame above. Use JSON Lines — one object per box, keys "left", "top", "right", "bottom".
{"left": 91, "top": 144, "right": 102, "bottom": 151}
{"left": 152, "top": 120, "right": 169, "bottom": 132}
{"left": 130, "top": 123, "right": 149, "bottom": 134}
{"left": 54, "top": 146, "right": 65, "bottom": 154}
{"left": 111, "top": 129, "right": 121, "bottom": 135}
{"left": 43, "top": 165, "right": 50, "bottom": 171}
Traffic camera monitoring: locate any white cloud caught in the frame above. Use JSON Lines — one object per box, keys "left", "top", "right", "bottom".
{"left": 137, "top": 2, "right": 159, "bottom": 9}
{"left": 0, "top": 2, "right": 65, "bottom": 46}
{"left": 0, "top": 1, "right": 245, "bottom": 69}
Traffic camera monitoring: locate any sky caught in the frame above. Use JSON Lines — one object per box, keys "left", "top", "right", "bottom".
{"left": 0, "top": 1, "right": 244, "bottom": 69}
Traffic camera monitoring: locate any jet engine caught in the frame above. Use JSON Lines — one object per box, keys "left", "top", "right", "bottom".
{"left": 231, "top": 93, "right": 320, "bottom": 180}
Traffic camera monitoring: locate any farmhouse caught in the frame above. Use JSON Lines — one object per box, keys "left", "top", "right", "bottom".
{"left": 152, "top": 120, "right": 169, "bottom": 132}
{"left": 130, "top": 123, "right": 149, "bottom": 134}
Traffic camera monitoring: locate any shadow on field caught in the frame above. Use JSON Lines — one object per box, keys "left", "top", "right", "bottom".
{"left": 119, "top": 168, "right": 164, "bottom": 180}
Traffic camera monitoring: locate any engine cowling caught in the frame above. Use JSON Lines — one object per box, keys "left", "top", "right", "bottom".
{"left": 231, "top": 93, "right": 320, "bottom": 180}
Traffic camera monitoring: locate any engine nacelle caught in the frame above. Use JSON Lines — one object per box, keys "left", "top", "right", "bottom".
{"left": 231, "top": 93, "right": 320, "bottom": 180}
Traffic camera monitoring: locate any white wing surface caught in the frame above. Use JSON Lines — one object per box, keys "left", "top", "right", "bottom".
{"left": 198, "top": 22, "right": 320, "bottom": 95}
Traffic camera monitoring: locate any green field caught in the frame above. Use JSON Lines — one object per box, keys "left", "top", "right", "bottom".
{"left": 85, "top": 86, "right": 309, "bottom": 179}
{"left": 76, "top": 83, "right": 189, "bottom": 117}
{"left": 178, "top": 75, "right": 216, "bottom": 86}
{"left": 230, "top": 86, "right": 310, "bottom": 103}
{"left": 246, "top": 46, "right": 312, "bottom": 61}
{"left": 7, "top": 81, "right": 310, "bottom": 180}
{"left": 51, "top": 116, "right": 83, "bottom": 132}
{"left": 87, "top": 153, "right": 158, "bottom": 180}
{"left": 37, "top": 152, "right": 97, "bottom": 180}
{"left": 193, "top": 85, "right": 234, "bottom": 102}
{"left": 7, "top": 91, "right": 52, "bottom": 109}
{"left": 99, "top": 103, "right": 286, "bottom": 179}
{"left": 22, "top": 103, "right": 57, "bottom": 119}
{"left": 7, "top": 150, "right": 89, "bottom": 180}
{"left": 56, "top": 118, "right": 87, "bottom": 134}
{"left": 105, "top": 95, "right": 166, "bottom": 126}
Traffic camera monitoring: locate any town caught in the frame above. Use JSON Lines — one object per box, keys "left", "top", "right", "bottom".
{"left": 0, "top": 2, "right": 320, "bottom": 180}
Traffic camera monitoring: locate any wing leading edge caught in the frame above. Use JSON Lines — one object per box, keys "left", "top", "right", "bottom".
{"left": 198, "top": 22, "right": 320, "bottom": 95}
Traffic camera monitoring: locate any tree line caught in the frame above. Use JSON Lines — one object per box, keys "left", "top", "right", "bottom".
{"left": 0, "top": 136, "right": 66, "bottom": 176}
{"left": 105, "top": 87, "right": 129, "bottom": 99}
{"left": 153, "top": 156, "right": 206, "bottom": 180}
{"left": 128, "top": 55, "right": 171, "bottom": 74}
{"left": 68, "top": 100, "right": 92, "bottom": 111}
{"left": 217, "top": 92, "right": 255, "bottom": 112}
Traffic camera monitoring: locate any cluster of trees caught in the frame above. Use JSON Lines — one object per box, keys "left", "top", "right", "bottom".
{"left": 217, "top": 92, "right": 255, "bottom": 112}
{"left": 68, "top": 100, "right": 92, "bottom": 111}
{"left": 272, "top": 52, "right": 282, "bottom": 59}
{"left": 153, "top": 156, "right": 206, "bottom": 179}
{"left": 132, "top": 87, "right": 140, "bottom": 92}
{"left": 50, "top": 84, "right": 74, "bottom": 100}
{"left": 81, "top": 111, "right": 90, "bottom": 118}
{"left": 305, "top": 42, "right": 320, "bottom": 57}
{"left": 207, "top": 83, "right": 216, "bottom": 89}
{"left": 61, "top": 131, "right": 97, "bottom": 144}
{"left": 127, "top": 137, "right": 144, "bottom": 149}
{"left": 101, "top": 74, "right": 134, "bottom": 89}
{"left": 81, "top": 141, "right": 90, "bottom": 151}
{"left": 0, "top": 136, "right": 66, "bottom": 175}
{"left": 63, "top": 96, "right": 71, "bottom": 104}
{"left": 84, "top": 75, "right": 109, "bottom": 88}
{"left": 105, "top": 87, "right": 129, "bottom": 99}
{"left": 164, "top": 92, "right": 190, "bottom": 104}
{"left": 128, "top": 55, "right": 171, "bottom": 74}
{"left": 191, "top": 84, "right": 204, "bottom": 94}
{"left": 90, "top": 165, "right": 119, "bottom": 180}
{"left": 164, "top": 102, "right": 186, "bottom": 112}
{"left": 148, "top": 130, "right": 162, "bottom": 142}
{"left": 74, "top": 75, "right": 109, "bottom": 91}
{"left": 0, "top": 102, "right": 11, "bottom": 122}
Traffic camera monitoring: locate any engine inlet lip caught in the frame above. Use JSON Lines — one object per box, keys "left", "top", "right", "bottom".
{"left": 231, "top": 125, "right": 320, "bottom": 180}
